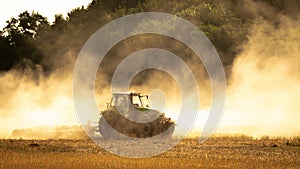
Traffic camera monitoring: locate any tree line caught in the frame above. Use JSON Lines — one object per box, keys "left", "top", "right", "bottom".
{"left": 0, "top": 0, "right": 299, "bottom": 72}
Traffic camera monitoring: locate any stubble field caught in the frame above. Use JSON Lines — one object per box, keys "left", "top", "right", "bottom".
{"left": 0, "top": 136, "right": 299, "bottom": 169}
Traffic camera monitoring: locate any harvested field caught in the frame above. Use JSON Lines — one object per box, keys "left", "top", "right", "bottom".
{"left": 0, "top": 136, "right": 299, "bottom": 168}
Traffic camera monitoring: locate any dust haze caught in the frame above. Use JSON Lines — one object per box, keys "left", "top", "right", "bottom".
{"left": 0, "top": 52, "right": 79, "bottom": 138}
{"left": 221, "top": 16, "right": 300, "bottom": 137}
{"left": 0, "top": 0, "right": 299, "bottom": 138}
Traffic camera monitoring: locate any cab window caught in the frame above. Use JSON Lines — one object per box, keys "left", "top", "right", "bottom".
{"left": 132, "top": 95, "right": 142, "bottom": 107}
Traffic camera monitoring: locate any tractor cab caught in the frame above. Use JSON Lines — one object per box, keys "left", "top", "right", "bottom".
{"left": 108, "top": 92, "right": 151, "bottom": 110}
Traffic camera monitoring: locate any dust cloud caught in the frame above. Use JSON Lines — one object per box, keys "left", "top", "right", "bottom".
{"left": 220, "top": 16, "right": 300, "bottom": 137}
{"left": 0, "top": 53, "right": 79, "bottom": 138}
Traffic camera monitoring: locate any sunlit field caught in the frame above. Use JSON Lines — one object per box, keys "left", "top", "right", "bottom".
{"left": 1, "top": 136, "right": 299, "bottom": 169}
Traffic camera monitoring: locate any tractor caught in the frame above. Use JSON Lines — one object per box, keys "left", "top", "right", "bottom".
{"left": 98, "top": 92, "right": 175, "bottom": 139}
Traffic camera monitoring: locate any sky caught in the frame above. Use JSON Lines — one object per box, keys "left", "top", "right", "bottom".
{"left": 0, "top": 0, "right": 92, "bottom": 29}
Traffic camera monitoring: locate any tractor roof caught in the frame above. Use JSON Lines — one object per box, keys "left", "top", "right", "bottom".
{"left": 112, "top": 92, "right": 141, "bottom": 96}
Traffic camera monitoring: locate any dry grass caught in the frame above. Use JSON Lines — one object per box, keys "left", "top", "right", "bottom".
{"left": 0, "top": 136, "right": 299, "bottom": 169}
